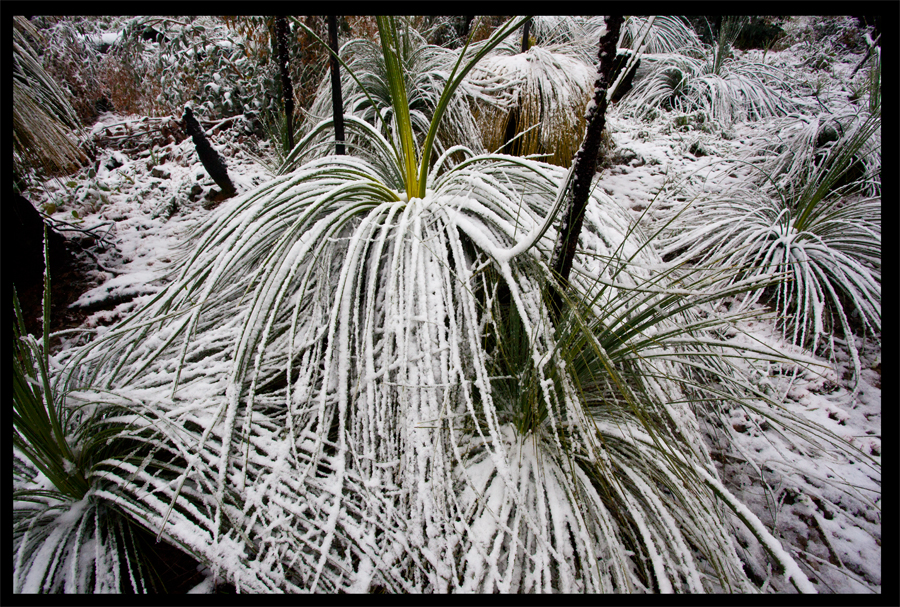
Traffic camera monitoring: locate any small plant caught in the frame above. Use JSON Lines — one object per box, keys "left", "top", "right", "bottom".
{"left": 660, "top": 111, "right": 881, "bottom": 391}
{"left": 13, "top": 229, "right": 168, "bottom": 592}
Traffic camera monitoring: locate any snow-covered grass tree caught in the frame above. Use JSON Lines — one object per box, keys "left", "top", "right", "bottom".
{"left": 618, "top": 16, "right": 806, "bottom": 126}
{"left": 659, "top": 109, "right": 881, "bottom": 392}
{"left": 54, "top": 16, "right": 826, "bottom": 593}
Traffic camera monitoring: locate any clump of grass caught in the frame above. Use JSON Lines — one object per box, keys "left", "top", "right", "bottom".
{"left": 619, "top": 16, "right": 805, "bottom": 126}
{"left": 659, "top": 111, "right": 881, "bottom": 390}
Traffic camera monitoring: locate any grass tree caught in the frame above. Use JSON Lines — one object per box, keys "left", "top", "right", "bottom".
{"left": 471, "top": 43, "right": 596, "bottom": 166}
{"left": 618, "top": 16, "right": 806, "bottom": 126}
{"left": 13, "top": 15, "right": 87, "bottom": 179}
{"left": 51, "top": 16, "right": 838, "bottom": 593}
{"left": 470, "top": 15, "right": 682, "bottom": 168}
{"left": 659, "top": 110, "right": 881, "bottom": 392}
{"left": 13, "top": 232, "right": 182, "bottom": 593}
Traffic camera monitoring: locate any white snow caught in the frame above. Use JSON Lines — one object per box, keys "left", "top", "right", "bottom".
{"left": 16, "top": 15, "right": 880, "bottom": 595}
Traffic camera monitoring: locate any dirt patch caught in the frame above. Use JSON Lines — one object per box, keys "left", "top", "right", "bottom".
{"left": 15, "top": 244, "right": 102, "bottom": 354}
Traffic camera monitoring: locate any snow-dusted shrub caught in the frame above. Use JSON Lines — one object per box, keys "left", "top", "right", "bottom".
{"left": 660, "top": 111, "right": 881, "bottom": 391}
{"left": 619, "top": 17, "right": 806, "bottom": 126}
{"left": 34, "top": 17, "right": 281, "bottom": 122}
{"left": 54, "top": 17, "right": 822, "bottom": 593}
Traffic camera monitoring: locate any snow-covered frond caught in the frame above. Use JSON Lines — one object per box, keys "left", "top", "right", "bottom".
{"left": 623, "top": 16, "right": 702, "bottom": 54}
{"left": 619, "top": 46, "right": 807, "bottom": 125}
{"left": 470, "top": 46, "right": 595, "bottom": 167}
{"left": 302, "top": 30, "right": 485, "bottom": 168}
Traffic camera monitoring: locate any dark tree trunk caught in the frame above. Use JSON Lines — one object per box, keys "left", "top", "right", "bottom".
{"left": 274, "top": 16, "right": 295, "bottom": 153}
{"left": 610, "top": 50, "right": 641, "bottom": 103}
{"left": 521, "top": 17, "right": 531, "bottom": 53}
{"left": 501, "top": 105, "right": 521, "bottom": 156}
{"left": 548, "top": 15, "right": 624, "bottom": 321}
{"left": 8, "top": 192, "right": 69, "bottom": 290}
{"left": 328, "top": 15, "right": 345, "bottom": 155}
{"left": 460, "top": 16, "right": 474, "bottom": 42}
{"left": 182, "top": 107, "right": 236, "bottom": 200}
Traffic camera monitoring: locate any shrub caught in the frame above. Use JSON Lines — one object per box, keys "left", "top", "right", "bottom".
{"left": 659, "top": 111, "right": 881, "bottom": 390}
{"left": 50, "top": 17, "right": 839, "bottom": 593}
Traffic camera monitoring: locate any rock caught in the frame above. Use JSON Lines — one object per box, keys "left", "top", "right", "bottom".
{"left": 105, "top": 153, "right": 124, "bottom": 171}
{"left": 611, "top": 147, "right": 644, "bottom": 167}
{"left": 152, "top": 197, "right": 180, "bottom": 220}
{"left": 202, "top": 188, "right": 232, "bottom": 210}
{"left": 688, "top": 140, "right": 708, "bottom": 157}
{"left": 151, "top": 166, "right": 171, "bottom": 179}
{"left": 189, "top": 184, "right": 204, "bottom": 201}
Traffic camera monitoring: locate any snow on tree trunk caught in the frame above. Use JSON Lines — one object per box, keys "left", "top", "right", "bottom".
{"left": 548, "top": 15, "right": 624, "bottom": 320}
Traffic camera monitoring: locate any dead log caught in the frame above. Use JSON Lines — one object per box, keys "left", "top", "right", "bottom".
{"left": 182, "top": 106, "right": 236, "bottom": 201}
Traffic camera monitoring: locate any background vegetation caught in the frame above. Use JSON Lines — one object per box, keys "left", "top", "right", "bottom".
{"left": 12, "top": 14, "right": 881, "bottom": 594}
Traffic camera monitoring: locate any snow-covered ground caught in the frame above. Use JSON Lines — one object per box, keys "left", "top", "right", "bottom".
{"left": 21, "top": 30, "right": 880, "bottom": 593}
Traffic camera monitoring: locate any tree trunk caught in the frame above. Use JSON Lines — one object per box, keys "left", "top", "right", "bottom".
{"left": 521, "top": 17, "right": 531, "bottom": 53}
{"left": 328, "top": 15, "right": 345, "bottom": 155}
{"left": 460, "top": 16, "right": 474, "bottom": 43}
{"left": 274, "top": 16, "right": 295, "bottom": 153}
{"left": 548, "top": 15, "right": 624, "bottom": 321}
{"left": 183, "top": 106, "right": 236, "bottom": 200}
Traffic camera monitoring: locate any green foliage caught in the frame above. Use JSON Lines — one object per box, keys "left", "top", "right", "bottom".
{"left": 660, "top": 111, "right": 881, "bottom": 390}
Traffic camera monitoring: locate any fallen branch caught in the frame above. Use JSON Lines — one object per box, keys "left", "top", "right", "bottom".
{"left": 183, "top": 106, "right": 236, "bottom": 200}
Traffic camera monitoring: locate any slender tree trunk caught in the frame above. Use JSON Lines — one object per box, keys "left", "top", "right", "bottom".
{"left": 548, "top": 15, "right": 624, "bottom": 321}
{"left": 521, "top": 17, "right": 531, "bottom": 53}
{"left": 183, "top": 106, "right": 236, "bottom": 199}
{"left": 274, "top": 16, "right": 295, "bottom": 153}
{"left": 460, "top": 16, "right": 474, "bottom": 42}
{"left": 850, "top": 33, "right": 881, "bottom": 78}
{"left": 502, "top": 105, "right": 521, "bottom": 156}
{"left": 328, "top": 15, "right": 345, "bottom": 155}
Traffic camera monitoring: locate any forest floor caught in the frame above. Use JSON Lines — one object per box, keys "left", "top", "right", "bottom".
{"left": 20, "top": 45, "right": 881, "bottom": 594}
